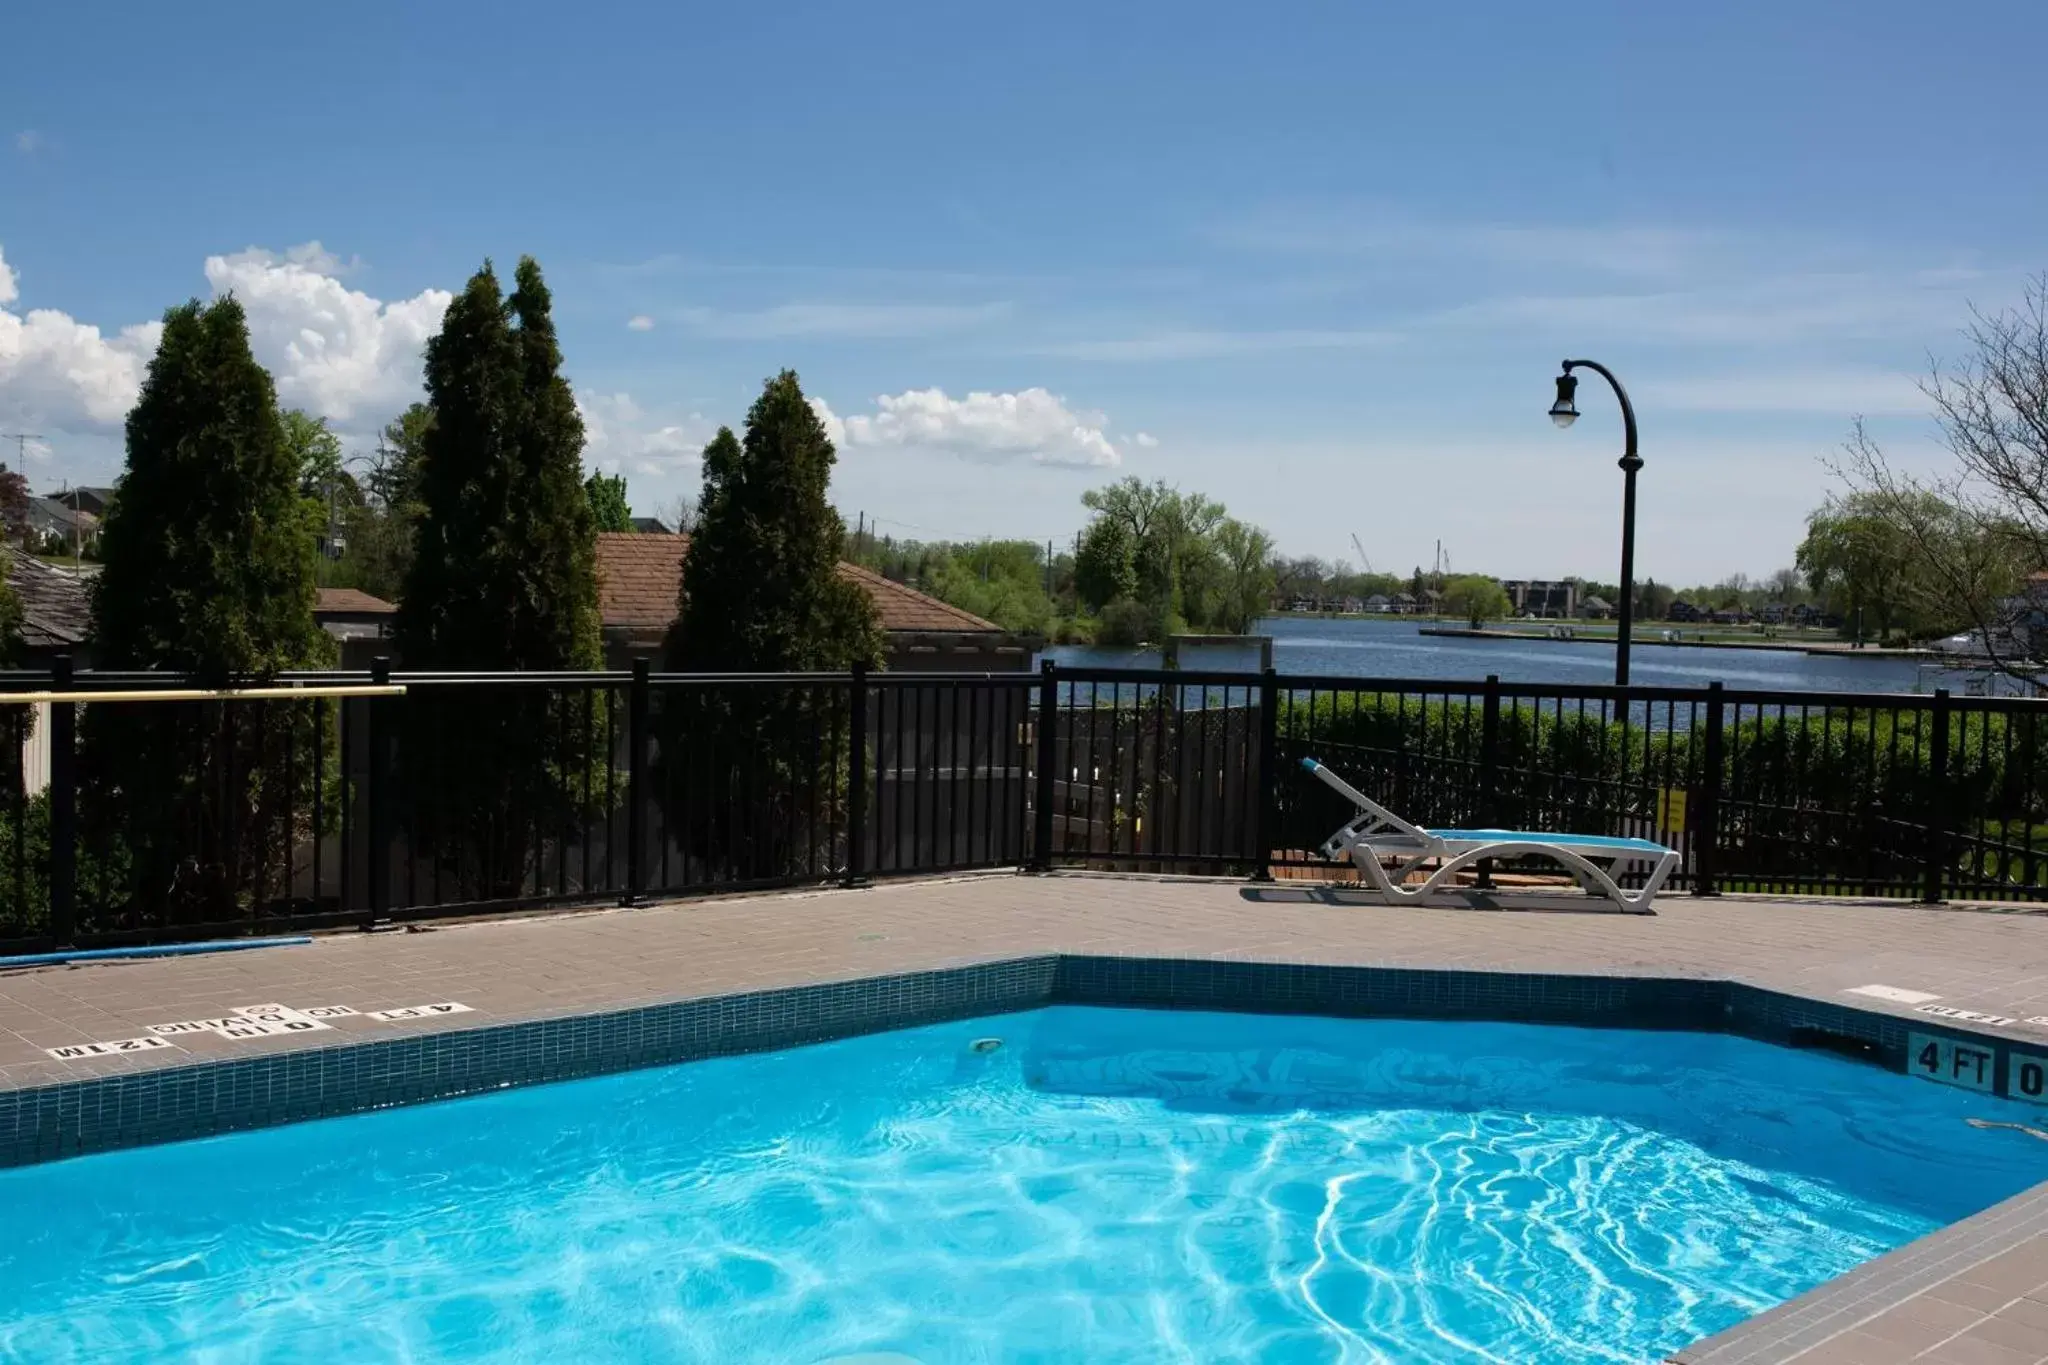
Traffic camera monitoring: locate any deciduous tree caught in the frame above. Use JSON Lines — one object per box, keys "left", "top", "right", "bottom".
{"left": 584, "top": 470, "right": 632, "bottom": 533}
{"left": 1831, "top": 274, "right": 2047, "bottom": 662}
{"left": 1214, "top": 518, "right": 1277, "bottom": 634}
{"left": 0, "top": 464, "right": 29, "bottom": 548}
{"left": 1442, "top": 574, "right": 1509, "bottom": 629}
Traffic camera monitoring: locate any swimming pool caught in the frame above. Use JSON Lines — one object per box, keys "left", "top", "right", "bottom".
{"left": 3, "top": 1007, "right": 2044, "bottom": 1363}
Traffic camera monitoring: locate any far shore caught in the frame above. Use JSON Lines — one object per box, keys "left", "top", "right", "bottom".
{"left": 1415, "top": 625, "right": 1931, "bottom": 659}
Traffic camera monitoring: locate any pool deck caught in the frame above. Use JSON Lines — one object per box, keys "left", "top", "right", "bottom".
{"left": 7, "top": 873, "right": 2048, "bottom": 1363}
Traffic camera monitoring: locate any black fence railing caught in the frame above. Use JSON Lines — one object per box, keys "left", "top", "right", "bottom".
{"left": 3, "top": 659, "right": 2046, "bottom": 953}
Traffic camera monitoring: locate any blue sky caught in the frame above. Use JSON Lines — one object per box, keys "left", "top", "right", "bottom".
{"left": 3, "top": 0, "right": 2044, "bottom": 584}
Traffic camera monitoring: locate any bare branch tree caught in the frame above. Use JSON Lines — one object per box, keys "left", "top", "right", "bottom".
{"left": 653, "top": 493, "right": 698, "bottom": 535}
{"left": 1832, "top": 272, "right": 2048, "bottom": 675}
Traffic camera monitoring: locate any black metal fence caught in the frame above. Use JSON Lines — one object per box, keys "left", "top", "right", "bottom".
{"left": 3, "top": 659, "right": 2046, "bottom": 953}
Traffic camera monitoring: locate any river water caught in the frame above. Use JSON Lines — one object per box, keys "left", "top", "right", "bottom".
{"left": 1042, "top": 616, "right": 1962, "bottom": 694}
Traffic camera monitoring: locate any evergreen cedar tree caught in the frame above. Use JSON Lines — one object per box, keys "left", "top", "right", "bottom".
{"left": 90, "top": 295, "right": 327, "bottom": 682}
{"left": 77, "top": 296, "right": 328, "bottom": 923}
{"left": 665, "top": 370, "right": 883, "bottom": 673}
{"left": 397, "top": 257, "right": 602, "bottom": 671}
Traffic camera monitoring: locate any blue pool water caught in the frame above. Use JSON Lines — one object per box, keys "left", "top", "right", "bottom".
{"left": 4, "top": 1010, "right": 2047, "bottom": 1363}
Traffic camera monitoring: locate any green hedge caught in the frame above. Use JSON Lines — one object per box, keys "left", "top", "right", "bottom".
{"left": 1269, "top": 691, "right": 2048, "bottom": 886}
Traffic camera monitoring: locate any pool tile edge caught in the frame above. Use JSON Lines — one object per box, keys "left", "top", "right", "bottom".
{"left": 0, "top": 955, "right": 1061, "bottom": 1169}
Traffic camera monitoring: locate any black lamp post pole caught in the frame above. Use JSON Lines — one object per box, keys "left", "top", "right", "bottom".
{"left": 1563, "top": 359, "right": 1641, "bottom": 687}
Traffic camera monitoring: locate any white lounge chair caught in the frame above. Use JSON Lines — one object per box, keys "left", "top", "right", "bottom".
{"left": 1301, "top": 757, "right": 1679, "bottom": 914}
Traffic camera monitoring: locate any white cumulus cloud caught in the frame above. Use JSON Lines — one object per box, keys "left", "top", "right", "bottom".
{"left": 626, "top": 314, "right": 655, "bottom": 332}
{"left": 0, "top": 245, "right": 162, "bottom": 429}
{"left": 576, "top": 390, "right": 713, "bottom": 479}
{"left": 204, "top": 244, "right": 450, "bottom": 422}
{"left": 1134, "top": 431, "right": 1159, "bottom": 448}
{"left": 808, "top": 396, "right": 846, "bottom": 446}
{"left": 1, "top": 240, "right": 451, "bottom": 435}
{"left": 828, "top": 386, "right": 1123, "bottom": 468}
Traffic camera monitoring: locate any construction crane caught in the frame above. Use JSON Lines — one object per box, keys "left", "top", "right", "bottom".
{"left": 1349, "top": 533, "right": 1372, "bottom": 577}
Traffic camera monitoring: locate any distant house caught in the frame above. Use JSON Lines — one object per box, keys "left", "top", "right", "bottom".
{"left": 2002, "top": 570, "right": 2048, "bottom": 656}
{"left": 50, "top": 486, "right": 117, "bottom": 518}
{"left": 24, "top": 497, "right": 98, "bottom": 548}
{"left": 594, "top": 531, "right": 1034, "bottom": 672}
{"left": 5, "top": 547, "right": 94, "bottom": 668}
{"left": 1580, "top": 595, "right": 1612, "bottom": 619}
{"left": 1363, "top": 594, "right": 1391, "bottom": 614}
{"left": 6, "top": 549, "right": 98, "bottom": 792}
{"left": 313, "top": 588, "right": 397, "bottom": 669}
{"left": 628, "top": 516, "right": 673, "bottom": 535}
{"left": 1667, "top": 599, "right": 1701, "bottom": 622}
{"left": 1391, "top": 592, "right": 1417, "bottom": 614}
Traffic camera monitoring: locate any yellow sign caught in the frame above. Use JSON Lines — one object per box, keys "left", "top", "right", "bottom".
{"left": 1657, "top": 788, "right": 1689, "bottom": 834}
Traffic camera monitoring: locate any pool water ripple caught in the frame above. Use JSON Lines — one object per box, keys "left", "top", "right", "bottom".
{"left": 3, "top": 1008, "right": 2047, "bottom": 1362}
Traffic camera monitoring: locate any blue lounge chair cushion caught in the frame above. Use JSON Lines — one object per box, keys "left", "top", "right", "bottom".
{"left": 1423, "top": 829, "right": 1673, "bottom": 855}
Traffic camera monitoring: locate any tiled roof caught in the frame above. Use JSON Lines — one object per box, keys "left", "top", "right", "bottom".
{"left": 834, "top": 560, "right": 1003, "bottom": 633}
{"left": 314, "top": 587, "right": 397, "bottom": 615}
{"left": 594, "top": 532, "right": 1001, "bottom": 637}
{"left": 4, "top": 548, "right": 93, "bottom": 649}
{"left": 596, "top": 532, "right": 690, "bottom": 632}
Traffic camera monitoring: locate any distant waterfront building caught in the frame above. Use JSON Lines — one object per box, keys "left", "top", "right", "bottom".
{"left": 1501, "top": 579, "right": 1578, "bottom": 619}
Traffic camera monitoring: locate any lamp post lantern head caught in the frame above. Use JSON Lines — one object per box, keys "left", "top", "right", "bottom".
{"left": 1549, "top": 370, "right": 1580, "bottom": 428}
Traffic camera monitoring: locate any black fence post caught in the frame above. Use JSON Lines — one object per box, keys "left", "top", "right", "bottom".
{"left": 1924, "top": 687, "right": 1951, "bottom": 905}
{"left": 366, "top": 656, "right": 393, "bottom": 927}
{"left": 1477, "top": 674, "right": 1501, "bottom": 889}
{"left": 47, "top": 654, "right": 76, "bottom": 947}
{"left": 622, "top": 657, "right": 650, "bottom": 906}
{"left": 1694, "top": 681, "right": 1724, "bottom": 896}
{"left": 1252, "top": 667, "right": 1278, "bottom": 881}
{"left": 1031, "top": 659, "right": 1057, "bottom": 872}
{"left": 844, "top": 661, "right": 869, "bottom": 888}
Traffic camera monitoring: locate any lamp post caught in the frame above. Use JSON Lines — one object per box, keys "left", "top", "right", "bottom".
{"left": 1549, "top": 359, "right": 1641, "bottom": 686}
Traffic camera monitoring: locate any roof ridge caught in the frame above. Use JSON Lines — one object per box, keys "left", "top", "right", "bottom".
{"left": 593, "top": 532, "right": 1004, "bottom": 635}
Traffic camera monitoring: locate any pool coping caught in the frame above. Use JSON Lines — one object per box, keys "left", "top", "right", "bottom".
{"left": 5, "top": 950, "right": 2047, "bottom": 1363}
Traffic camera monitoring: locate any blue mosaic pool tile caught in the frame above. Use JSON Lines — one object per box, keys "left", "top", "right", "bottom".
{"left": 0, "top": 956, "right": 1061, "bottom": 1168}
{"left": 3, "top": 953, "right": 2029, "bottom": 1169}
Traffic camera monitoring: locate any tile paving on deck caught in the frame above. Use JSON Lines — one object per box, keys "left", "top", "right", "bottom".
{"left": 6, "top": 872, "right": 2048, "bottom": 1362}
